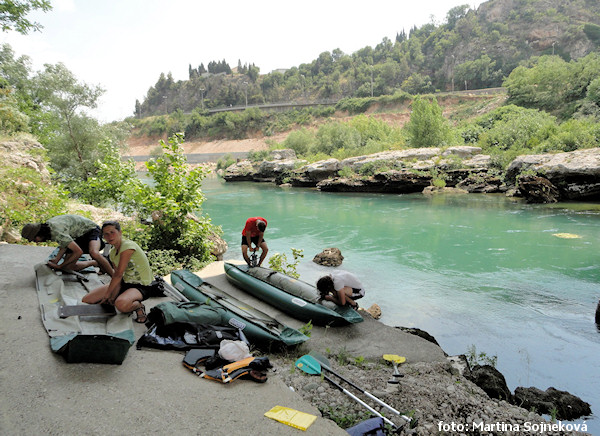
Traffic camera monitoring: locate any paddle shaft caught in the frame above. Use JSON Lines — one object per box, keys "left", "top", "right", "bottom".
{"left": 320, "top": 366, "right": 411, "bottom": 422}
{"left": 162, "top": 281, "right": 190, "bottom": 303}
{"left": 322, "top": 373, "right": 397, "bottom": 428}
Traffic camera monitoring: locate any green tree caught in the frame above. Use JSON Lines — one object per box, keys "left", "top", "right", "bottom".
{"left": 0, "top": 0, "right": 51, "bottom": 34}
{"left": 404, "top": 96, "right": 454, "bottom": 147}
{"left": 0, "top": 76, "right": 29, "bottom": 132}
{"left": 31, "top": 62, "right": 105, "bottom": 180}
{"left": 504, "top": 56, "right": 572, "bottom": 112}
{"left": 0, "top": 43, "right": 34, "bottom": 129}
{"left": 70, "top": 139, "right": 143, "bottom": 213}
{"left": 140, "top": 133, "right": 215, "bottom": 268}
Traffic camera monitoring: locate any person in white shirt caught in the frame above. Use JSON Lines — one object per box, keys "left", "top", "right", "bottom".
{"left": 316, "top": 270, "right": 365, "bottom": 309}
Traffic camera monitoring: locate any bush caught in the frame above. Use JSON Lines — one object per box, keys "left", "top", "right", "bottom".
{"left": 0, "top": 165, "right": 68, "bottom": 228}
{"left": 216, "top": 153, "right": 236, "bottom": 170}
{"left": 476, "top": 107, "right": 556, "bottom": 152}
{"left": 247, "top": 149, "right": 270, "bottom": 162}
{"left": 268, "top": 248, "right": 304, "bottom": 279}
{"left": 403, "top": 96, "right": 455, "bottom": 148}
{"left": 537, "top": 118, "right": 600, "bottom": 152}
{"left": 70, "top": 140, "right": 144, "bottom": 213}
{"left": 137, "top": 133, "right": 218, "bottom": 270}
{"left": 313, "top": 122, "right": 361, "bottom": 155}
{"left": 283, "top": 128, "right": 314, "bottom": 156}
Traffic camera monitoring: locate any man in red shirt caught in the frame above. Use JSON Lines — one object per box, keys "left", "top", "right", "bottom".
{"left": 241, "top": 217, "right": 268, "bottom": 267}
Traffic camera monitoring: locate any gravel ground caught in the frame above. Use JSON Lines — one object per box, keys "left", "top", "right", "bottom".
{"left": 269, "top": 353, "right": 591, "bottom": 435}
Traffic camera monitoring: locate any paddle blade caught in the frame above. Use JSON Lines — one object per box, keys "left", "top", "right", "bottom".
{"left": 383, "top": 354, "right": 406, "bottom": 364}
{"left": 308, "top": 350, "right": 332, "bottom": 370}
{"left": 295, "top": 355, "right": 322, "bottom": 375}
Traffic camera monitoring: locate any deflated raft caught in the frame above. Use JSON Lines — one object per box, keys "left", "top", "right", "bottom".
{"left": 170, "top": 269, "right": 309, "bottom": 348}
{"left": 223, "top": 263, "right": 363, "bottom": 326}
{"left": 34, "top": 263, "right": 135, "bottom": 364}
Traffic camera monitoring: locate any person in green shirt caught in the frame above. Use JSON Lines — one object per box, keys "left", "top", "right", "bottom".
{"left": 82, "top": 221, "right": 154, "bottom": 323}
{"left": 21, "top": 214, "right": 113, "bottom": 275}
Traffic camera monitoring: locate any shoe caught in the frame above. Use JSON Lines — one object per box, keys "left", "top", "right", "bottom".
{"left": 134, "top": 304, "right": 147, "bottom": 323}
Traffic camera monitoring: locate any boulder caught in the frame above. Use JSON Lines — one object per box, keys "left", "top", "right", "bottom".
{"left": 340, "top": 148, "right": 441, "bottom": 172}
{"left": 270, "top": 149, "right": 296, "bottom": 160}
{"left": 517, "top": 175, "right": 560, "bottom": 203}
{"left": 312, "top": 247, "right": 344, "bottom": 267}
{"left": 2, "top": 228, "right": 20, "bottom": 243}
{"left": 506, "top": 148, "right": 600, "bottom": 201}
{"left": 456, "top": 173, "right": 504, "bottom": 193}
{"left": 467, "top": 364, "right": 512, "bottom": 401}
{"left": 441, "top": 146, "right": 482, "bottom": 158}
{"left": 318, "top": 171, "right": 431, "bottom": 194}
{"left": 397, "top": 327, "right": 441, "bottom": 347}
{"left": 207, "top": 231, "right": 228, "bottom": 261}
{"left": 223, "top": 160, "right": 257, "bottom": 181}
{"left": 513, "top": 386, "right": 592, "bottom": 420}
{"left": 297, "top": 159, "right": 341, "bottom": 183}
{"left": 463, "top": 154, "right": 491, "bottom": 169}
{"left": 0, "top": 140, "right": 51, "bottom": 181}
{"left": 364, "top": 303, "right": 381, "bottom": 319}
{"left": 257, "top": 159, "right": 304, "bottom": 182}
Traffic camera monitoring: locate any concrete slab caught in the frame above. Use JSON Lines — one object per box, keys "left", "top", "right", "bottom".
{"left": 0, "top": 245, "right": 345, "bottom": 436}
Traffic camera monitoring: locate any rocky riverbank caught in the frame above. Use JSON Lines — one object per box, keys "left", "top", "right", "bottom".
{"left": 268, "top": 327, "right": 592, "bottom": 436}
{"left": 222, "top": 146, "right": 600, "bottom": 204}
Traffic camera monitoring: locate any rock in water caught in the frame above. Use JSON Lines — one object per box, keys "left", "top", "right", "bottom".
{"left": 312, "top": 247, "right": 344, "bottom": 266}
{"left": 365, "top": 303, "right": 381, "bottom": 319}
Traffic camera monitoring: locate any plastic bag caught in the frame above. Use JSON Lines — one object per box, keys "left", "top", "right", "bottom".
{"left": 218, "top": 339, "right": 251, "bottom": 361}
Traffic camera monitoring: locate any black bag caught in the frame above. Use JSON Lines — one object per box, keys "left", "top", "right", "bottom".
{"left": 137, "top": 322, "right": 244, "bottom": 351}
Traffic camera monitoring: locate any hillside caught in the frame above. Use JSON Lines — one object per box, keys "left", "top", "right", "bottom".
{"left": 135, "top": 0, "right": 600, "bottom": 118}
{"left": 127, "top": 93, "right": 506, "bottom": 157}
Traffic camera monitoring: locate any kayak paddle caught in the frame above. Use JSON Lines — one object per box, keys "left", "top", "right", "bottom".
{"left": 308, "top": 351, "right": 412, "bottom": 424}
{"left": 295, "top": 355, "right": 398, "bottom": 429}
{"left": 383, "top": 354, "right": 406, "bottom": 384}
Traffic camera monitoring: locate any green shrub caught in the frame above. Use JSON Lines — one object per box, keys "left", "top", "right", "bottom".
{"left": 0, "top": 165, "right": 68, "bottom": 228}
{"left": 335, "top": 96, "right": 376, "bottom": 114}
{"left": 146, "top": 249, "right": 183, "bottom": 277}
{"left": 313, "top": 122, "right": 361, "bottom": 155}
{"left": 138, "top": 133, "right": 218, "bottom": 270}
{"left": 537, "top": 118, "right": 600, "bottom": 152}
{"left": 337, "top": 166, "right": 355, "bottom": 178}
{"left": 70, "top": 140, "right": 144, "bottom": 213}
{"left": 403, "top": 96, "right": 455, "bottom": 148}
{"left": 268, "top": 248, "right": 304, "bottom": 279}
{"left": 216, "top": 153, "right": 236, "bottom": 170}
{"left": 282, "top": 128, "right": 314, "bottom": 156}
{"left": 247, "top": 149, "right": 270, "bottom": 162}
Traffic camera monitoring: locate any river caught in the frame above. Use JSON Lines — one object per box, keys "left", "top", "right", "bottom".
{"left": 200, "top": 175, "right": 600, "bottom": 432}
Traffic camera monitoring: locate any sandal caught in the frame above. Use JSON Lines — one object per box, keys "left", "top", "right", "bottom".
{"left": 133, "top": 304, "right": 147, "bottom": 323}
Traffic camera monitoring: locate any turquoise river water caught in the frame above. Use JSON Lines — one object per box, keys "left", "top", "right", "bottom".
{"left": 200, "top": 175, "right": 600, "bottom": 432}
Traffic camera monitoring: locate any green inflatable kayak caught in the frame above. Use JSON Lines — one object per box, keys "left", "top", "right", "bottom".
{"left": 223, "top": 263, "right": 363, "bottom": 326}
{"left": 34, "top": 263, "right": 134, "bottom": 364}
{"left": 170, "top": 270, "right": 309, "bottom": 348}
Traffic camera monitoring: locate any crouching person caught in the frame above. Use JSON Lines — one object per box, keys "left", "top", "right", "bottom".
{"left": 21, "top": 214, "right": 113, "bottom": 275}
{"left": 82, "top": 221, "right": 153, "bottom": 323}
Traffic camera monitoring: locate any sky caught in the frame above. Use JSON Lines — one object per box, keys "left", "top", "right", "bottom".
{"left": 2, "top": 0, "right": 484, "bottom": 123}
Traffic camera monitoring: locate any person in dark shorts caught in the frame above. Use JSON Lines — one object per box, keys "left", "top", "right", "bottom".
{"left": 241, "top": 217, "right": 268, "bottom": 267}
{"left": 21, "top": 214, "right": 113, "bottom": 275}
{"left": 82, "top": 221, "right": 154, "bottom": 323}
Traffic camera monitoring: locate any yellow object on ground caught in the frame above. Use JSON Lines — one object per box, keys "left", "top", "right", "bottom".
{"left": 264, "top": 406, "right": 317, "bottom": 431}
{"left": 552, "top": 233, "right": 581, "bottom": 239}
{"left": 383, "top": 354, "right": 406, "bottom": 364}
